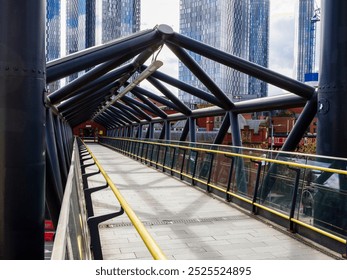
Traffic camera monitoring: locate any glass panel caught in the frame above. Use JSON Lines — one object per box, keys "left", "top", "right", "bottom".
{"left": 210, "top": 154, "right": 232, "bottom": 189}
{"left": 196, "top": 152, "right": 213, "bottom": 181}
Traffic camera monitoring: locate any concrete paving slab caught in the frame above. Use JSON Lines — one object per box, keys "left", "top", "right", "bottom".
{"left": 83, "top": 143, "right": 340, "bottom": 260}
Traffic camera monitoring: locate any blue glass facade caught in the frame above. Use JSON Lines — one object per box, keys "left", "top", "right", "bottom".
{"left": 46, "top": 0, "right": 140, "bottom": 87}
{"left": 66, "top": 0, "right": 86, "bottom": 81}
{"left": 296, "top": 0, "right": 316, "bottom": 82}
{"left": 248, "top": 0, "right": 269, "bottom": 98}
{"left": 179, "top": 0, "right": 270, "bottom": 107}
{"left": 101, "top": 0, "right": 141, "bottom": 43}
{"left": 46, "top": 0, "right": 61, "bottom": 62}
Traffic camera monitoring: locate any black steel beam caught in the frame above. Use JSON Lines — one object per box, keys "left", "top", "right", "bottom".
{"left": 282, "top": 92, "right": 317, "bottom": 151}
{"left": 119, "top": 100, "right": 152, "bottom": 122}
{"left": 188, "top": 117, "right": 196, "bottom": 142}
{"left": 147, "top": 68, "right": 234, "bottom": 108}
{"left": 110, "top": 105, "right": 141, "bottom": 123}
{"left": 133, "top": 93, "right": 306, "bottom": 125}
{"left": 47, "top": 29, "right": 161, "bottom": 83}
{"left": 166, "top": 42, "right": 234, "bottom": 110}
{"left": 232, "top": 93, "right": 306, "bottom": 114}
{"left": 168, "top": 32, "right": 315, "bottom": 99}
{"left": 57, "top": 64, "right": 132, "bottom": 111}
{"left": 45, "top": 110, "right": 64, "bottom": 229}
{"left": 114, "top": 102, "right": 149, "bottom": 122}
{"left": 130, "top": 84, "right": 181, "bottom": 112}
{"left": 48, "top": 52, "right": 136, "bottom": 105}
{"left": 179, "top": 120, "right": 190, "bottom": 142}
{"left": 0, "top": 0, "right": 46, "bottom": 259}
{"left": 213, "top": 113, "right": 230, "bottom": 144}
{"left": 130, "top": 87, "right": 168, "bottom": 119}
{"left": 229, "top": 112, "right": 242, "bottom": 146}
{"left": 146, "top": 76, "right": 192, "bottom": 115}
{"left": 106, "top": 108, "right": 133, "bottom": 125}
{"left": 122, "top": 95, "right": 158, "bottom": 118}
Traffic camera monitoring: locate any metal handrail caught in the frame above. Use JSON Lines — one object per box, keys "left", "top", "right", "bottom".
{"left": 102, "top": 137, "right": 347, "bottom": 176}
{"left": 99, "top": 136, "right": 347, "bottom": 248}
{"left": 51, "top": 139, "right": 92, "bottom": 260}
{"left": 81, "top": 140, "right": 167, "bottom": 260}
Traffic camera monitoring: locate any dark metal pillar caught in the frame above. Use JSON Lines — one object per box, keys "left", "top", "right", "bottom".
{"left": 315, "top": 0, "right": 347, "bottom": 236}
{"left": 317, "top": 0, "right": 347, "bottom": 159}
{"left": 229, "top": 112, "right": 242, "bottom": 146}
{"left": 148, "top": 123, "right": 154, "bottom": 139}
{"left": 165, "top": 120, "right": 171, "bottom": 141}
{"left": 0, "top": 0, "right": 46, "bottom": 259}
{"left": 282, "top": 92, "right": 317, "bottom": 152}
{"left": 213, "top": 113, "right": 230, "bottom": 145}
{"left": 188, "top": 117, "right": 196, "bottom": 143}
{"left": 46, "top": 109, "right": 64, "bottom": 228}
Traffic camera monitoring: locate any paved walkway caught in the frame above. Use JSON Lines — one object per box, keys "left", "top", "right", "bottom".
{"left": 83, "top": 143, "right": 339, "bottom": 260}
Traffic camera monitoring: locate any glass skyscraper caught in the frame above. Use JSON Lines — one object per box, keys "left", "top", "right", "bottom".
{"left": 248, "top": 0, "right": 269, "bottom": 98}
{"left": 46, "top": 0, "right": 141, "bottom": 88}
{"left": 101, "top": 0, "right": 141, "bottom": 43}
{"left": 295, "top": 0, "right": 318, "bottom": 82}
{"left": 179, "top": 0, "right": 269, "bottom": 107}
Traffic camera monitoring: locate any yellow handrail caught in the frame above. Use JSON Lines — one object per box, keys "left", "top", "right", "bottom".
{"left": 101, "top": 136, "right": 347, "bottom": 176}
{"left": 99, "top": 137, "right": 347, "bottom": 246}
{"left": 82, "top": 141, "right": 167, "bottom": 260}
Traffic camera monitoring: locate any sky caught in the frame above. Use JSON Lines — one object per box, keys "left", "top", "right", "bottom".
{"left": 140, "top": 0, "right": 297, "bottom": 96}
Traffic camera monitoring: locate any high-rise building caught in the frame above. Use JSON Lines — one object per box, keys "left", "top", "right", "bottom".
{"left": 66, "top": 0, "right": 86, "bottom": 81}
{"left": 46, "top": 0, "right": 141, "bottom": 88}
{"left": 46, "top": 0, "right": 61, "bottom": 62}
{"left": 248, "top": 0, "right": 269, "bottom": 98}
{"left": 295, "top": 0, "right": 320, "bottom": 83}
{"left": 101, "top": 0, "right": 141, "bottom": 43}
{"left": 179, "top": 0, "right": 270, "bottom": 107}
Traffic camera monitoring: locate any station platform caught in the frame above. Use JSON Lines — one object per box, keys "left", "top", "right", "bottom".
{"left": 83, "top": 143, "right": 341, "bottom": 260}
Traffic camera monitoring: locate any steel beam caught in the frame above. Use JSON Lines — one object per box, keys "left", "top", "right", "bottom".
{"left": 229, "top": 112, "right": 242, "bottom": 147}
{"left": 0, "top": 0, "right": 46, "bottom": 259}
{"left": 130, "top": 84, "right": 181, "bottom": 112}
{"left": 47, "top": 29, "right": 161, "bottom": 83}
{"left": 48, "top": 52, "right": 136, "bottom": 105}
{"left": 130, "top": 87, "right": 168, "bottom": 119}
{"left": 148, "top": 68, "right": 225, "bottom": 108}
{"left": 282, "top": 92, "right": 317, "bottom": 151}
{"left": 179, "top": 120, "right": 190, "bottom": 142}
{"left": 213, "top": 113, "right": 230, "bottom": 144}
{"left": 146, "top": 76, "right": 192, "bottom": 115}
{"left": 166, "top": 42, "right": 234, "bottom": 110}
{"left": 168, "top": 33, "right": 315, "bottom": 99}
{"left": 45, "top": 110, "right": 64, "bottom": 228}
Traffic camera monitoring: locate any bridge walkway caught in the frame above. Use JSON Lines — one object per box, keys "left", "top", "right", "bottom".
{"left": 83, "top": 143, "right": 338, "bottom": 260}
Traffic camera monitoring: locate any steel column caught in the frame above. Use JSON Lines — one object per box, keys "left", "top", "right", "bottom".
{"left": 282, "top": 92, "right": 317, "bottom": 151}
{"left": 315, "top": 0, "right": 347, "bottom": 238}
{"left": 229, "top": 112, "right": 242, "bottom": 146}
{"left": 317, "top": 0, "right": 347, "bottom": 158}
{"left": 213, "top": 113, "right": 230, "bottom": 144}
{"left": 0, "top": 0, "right": 46, "bottom": 259}
{"left": 45, "top": 109, "right": 64, "bottom": 228}
{"left": 179, "top": 120, "right": 190, "bottom": 142}
{"left": 188, "top": 117, "right": 196, "bottom": 143}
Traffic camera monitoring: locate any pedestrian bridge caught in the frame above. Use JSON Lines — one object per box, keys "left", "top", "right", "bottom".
{"left": 49, "top": 137, "right": 346, "bottom": 260}
{"left": 2, "top": 1, "right": 347, "bottom": 261}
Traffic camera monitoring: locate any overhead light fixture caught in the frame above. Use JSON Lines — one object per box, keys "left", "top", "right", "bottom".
{"left": 92, "top": 60, "right": 163, "bottom": 120}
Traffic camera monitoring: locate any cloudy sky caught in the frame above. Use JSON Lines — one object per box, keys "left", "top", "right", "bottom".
{"left": 141, "top": 0, "right": 297, "bottom": 96}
